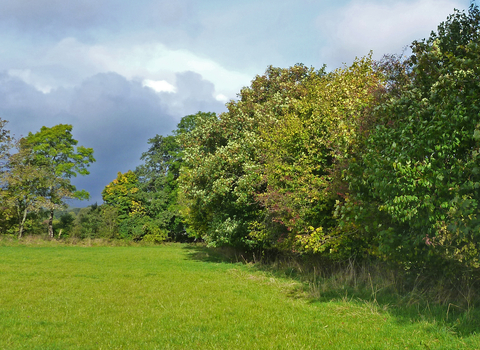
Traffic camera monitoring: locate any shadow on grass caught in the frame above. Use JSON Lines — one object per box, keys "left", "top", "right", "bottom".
{"left": 182, "top": 244, "right": 480, "bottom": 338}
{"left": 182, "top": 244, "right": 244, "bottom": 264}
{"left": 309, "top": 287, "right": 480, "bottom": 338}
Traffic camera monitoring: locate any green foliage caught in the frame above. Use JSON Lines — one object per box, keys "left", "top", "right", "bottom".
{"left": 102, "top": 170, "right": 147, "bottom": 239}
{"left": 102, "top": 170, "right": 171, "bottom": 242}
{"left": 135, "top": 134, "right": 183, "bottom": 238}
{"left": 99, "top": 204, "right": 119, "bottom": 238}
{"left": 141, "top": 221, "right": 168, "bottom": 243}
{"left": 26, "top": 124, "right": 94, "bottom": 179}
{"left": 0, "top": 140, "right": 50, "bottom": 237}
{"left": 179, "top": 68, "right": 314, "bottom": 248}
{"left": 1, "top": 124, "right": 94, "bottom": 238}
{"left": 0, "top": 118, "right": 12, "bottom": 171}
{"left": 178, "top": 61, "right": 383, "bottom": 256}
{"left": 341, "top": 4, "right": 480, "bottom": 269}
{"left": 102, "top": 170, "right": 144, "bottom": 219}
{"left": 22, "top": 124, "right": 95, "bottom": 237}
{"left": 102, "top": 112, "right": 212, "bottom": 243}
{"left": 71, "top": 205, "right": 105, "bottom": 239}
{"left": 51, "top": 206, "right": 119, "bottom": 240}
{"left": 255, "top": 56, "right": 382, "bottom": 255}
{"left": 56, "top": 212, "right": 75, "bottom": 235}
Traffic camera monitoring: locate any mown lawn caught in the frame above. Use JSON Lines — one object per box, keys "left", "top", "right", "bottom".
{"left": 0, "top": 243, "right": 478, "bottom": 349}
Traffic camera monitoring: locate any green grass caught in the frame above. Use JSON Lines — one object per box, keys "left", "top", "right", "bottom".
{"left": 0, "top": 243, "right": 478, "bottom": 349}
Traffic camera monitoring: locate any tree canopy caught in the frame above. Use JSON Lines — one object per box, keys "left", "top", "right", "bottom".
{"left": 339, "top": 4, "right": 480, "bottom": 269}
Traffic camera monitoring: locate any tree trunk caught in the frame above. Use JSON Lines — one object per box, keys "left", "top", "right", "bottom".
{"left": 48, "top": 208, "right": 54, "bottom": 238}
{"left": 18, "top": 207, "right": 28, "bottom": 239}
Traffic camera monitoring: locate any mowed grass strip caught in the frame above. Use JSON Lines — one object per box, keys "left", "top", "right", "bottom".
{"left": 0, "top": 244, "right": 477, "bottom": 349}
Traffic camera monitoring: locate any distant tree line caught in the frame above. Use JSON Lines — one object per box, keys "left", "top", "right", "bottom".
{"left": 1, "top": 5, "right": 479, "bottom": 278}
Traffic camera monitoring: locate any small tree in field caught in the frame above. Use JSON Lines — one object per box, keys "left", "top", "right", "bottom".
{"left": 23, "top": 124, "right": 95, "bottom": 238}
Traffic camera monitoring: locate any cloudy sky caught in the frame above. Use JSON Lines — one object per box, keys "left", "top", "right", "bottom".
{"left": 0, "top": 0, "right": 472, "bottom": 205}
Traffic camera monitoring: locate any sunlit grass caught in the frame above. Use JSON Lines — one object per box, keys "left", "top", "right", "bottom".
{"left": 0, "top": 243, "right": 478, "bottom": 349}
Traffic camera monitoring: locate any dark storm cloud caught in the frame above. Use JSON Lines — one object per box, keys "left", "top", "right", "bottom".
{"left": 67, "top": 72, "right": 175, "bottom": 204}
{"left": 1, "top": 70, "right": 226, "bottom": 205}
{"left": 0, "top": 73, "right": 70, "bottom": 136}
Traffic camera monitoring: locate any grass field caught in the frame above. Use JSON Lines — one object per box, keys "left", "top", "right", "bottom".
{"left": 0, "top": 242, "right": 478, "bottom": 349}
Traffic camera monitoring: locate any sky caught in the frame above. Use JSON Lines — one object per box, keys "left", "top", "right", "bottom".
{"left": 0, "top": 0, "right": 472, "bottom": 205}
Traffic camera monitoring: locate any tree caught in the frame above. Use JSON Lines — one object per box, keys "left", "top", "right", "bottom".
{"left": 56, "top": 212, "right": 75, "bottom": 237}
{"left": 24, "top": 124, "right": 95, "bottom": 238}
{"left": 102, "top": 170, "right": 152, "bottom": 240}
{"left": 0, "top": 118, "right": 12, "bottom": 172}
{"left": 102, "top": 170, "right": 144, "bottom": 217}
{"left": 0, "top": 119, "right": 14, "bottom": 233}
{"left": 135, "top": 134, "right": 181, "bottom": 235}
{"left": 179, "top": 66, "right": 315, "bottom": 248}
{"left": 71, "top": 204, "right": 103, "bottom": 238}
{"left": 0, "top": 139, "right": 49, "bottom": 237}
{"left": 255, "top": 56, "right": 382, "bottom": 255}
{"left": 342, "top": 4, "right": 480, "bottom": 269}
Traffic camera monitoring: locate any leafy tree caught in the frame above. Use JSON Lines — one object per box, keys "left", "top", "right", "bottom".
{"left": 179, "top": 67, "right": 315, "bottom": 248}
{"left": 255, "top": 56, "right": 382, "bottom": 255}
{"left": 71, "top": 204, "right": 104, "bottom": 239}
{"left": 342, "top": 4, "right": 480, "bottom": 269}
{"left": 58, "top": 212, "right": 75, "bottom": 236}
{"left": 100, "top": 204, "right": 119, "bottom": 238}
{"left": 126, "top": 112, "right": 214, "bottom": 242}
{"left": 0, "top": 139, "right": 50, "bottom": 237}
{"left": 102, "top": 170, "right": 166, "bottom": 241}
{"left": 0, "top": 118, "right": 12, "bottom": 172}
{"left": 135, "top": 134, "right": 181, "bottom": 236}
{"left": 23, "top": 124, "right": 95, "bottom": 238}
{"left": 63, "top": 203, "right": 119, "bottom": 239}
{"left": 0, "top": 118, "right": 13, "bottom": 232}
{"left": 102, "top": 170, "right": 144, "bottom": 219}
{"left": 175, "top": 112, "right": 208, "bottom": 136}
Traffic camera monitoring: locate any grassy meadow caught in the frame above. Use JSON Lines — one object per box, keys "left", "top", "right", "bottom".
{"left": 0, "top": 241, "right": 479, "bottom": 349}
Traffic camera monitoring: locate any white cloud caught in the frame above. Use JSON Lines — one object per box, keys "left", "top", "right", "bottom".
{"left": 142, "top": 79, "right": 176, "bottom": 93}
{"left": 316, "top": 0, "right": 467, "bottom": 66}
{"left": 215, "top": 94, "right": 229, "bottom": 103}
